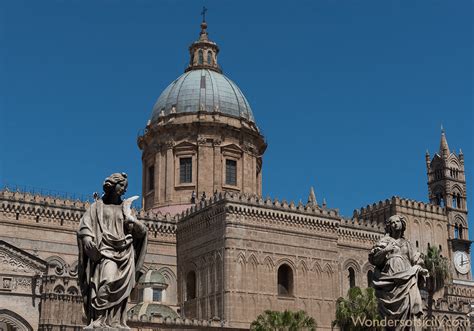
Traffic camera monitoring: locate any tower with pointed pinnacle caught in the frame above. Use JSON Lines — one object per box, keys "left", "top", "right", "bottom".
{"left": 307, "top": 186, "right": 318, "bottom": 206}
{"left": 426, "top": 128, "right": 470, "bottom": 280}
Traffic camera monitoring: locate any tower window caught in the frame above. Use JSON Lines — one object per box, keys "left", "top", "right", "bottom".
{"left": 180, "top": 157, "right": 192, "bottom": 183}
{"left": 348, "top": 267, "right": 356, "bottom": 289}
{"left": 277, "top": 264, "right": 293, "bottom": 296}
{"left": 457, "top": 194, "right": 462, "bottom": 209}
{"left": 147, "top": 165, "right": 154, "bottom": 192}
{"left": 207, "top": 51, "right": 212, "bottom": 64}
{"left": 186, "top": 271, "right": 196, "bottom": 300}
{"left": 454, "top": 225, "right": 459, "bottom": 239}
{"left": 367, "top": 270, "right": 374, "bottom": 288}
{"left": 130, "top": 286, "right": 139, "bottom": 303}
{"left": 416, "top": 241, "right": 419, "bottom": 248}
{"left": 198, "top": 50, "right": 203, "bottom": 65}
{"left": 153, "top": 288, "right": 163, "bottom": 302}
{"left": 225, "top": 159, "right": 237, "bottom": 186}
{"left": 459, "top": 225, "right": 464, "bottom": 239}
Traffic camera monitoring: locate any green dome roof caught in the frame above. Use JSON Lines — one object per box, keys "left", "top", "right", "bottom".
{"left": 138, "top": 270, "right": 167, "bottom": 287}
{"left": 150, "top": 69, "right": 255, "bottom": 123}
{"left": 127, "top": 303, "right": 179, "bottom": 319}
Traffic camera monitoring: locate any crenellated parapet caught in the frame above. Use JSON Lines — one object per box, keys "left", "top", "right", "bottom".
{"left": 0, "top": 189, "right": 89, "bottom": 227}
{"left": 0, "top": 189, "right": 177, "bottom": 238}
{"left": 353, "top": 196, "right": 446, "bottom": 222}
{"left": 176, "top": 192, "right": 341, "bottom": 244}
{"left": 179, "top": 191, "right": 340, "bottom": 219}
{"left": 338, "top": 217, "right": 384, "bottom": 248}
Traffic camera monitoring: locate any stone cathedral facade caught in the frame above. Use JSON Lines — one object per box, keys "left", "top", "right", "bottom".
{"left": 0, "top": 20, "right": 473, "bottom": 331}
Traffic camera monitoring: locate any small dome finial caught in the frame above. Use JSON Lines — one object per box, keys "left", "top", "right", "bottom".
{"left": 185, "top": 7, "right": 222, "bottom": 74}
{"left": 200, "top": 6, "right": 208, "bottom": 32}
{"left": 201, "top": 6, "right": 207, "bottom": 23}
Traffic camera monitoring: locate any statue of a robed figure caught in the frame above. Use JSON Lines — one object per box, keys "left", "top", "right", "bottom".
{"left": 369, "top": 215, "right": 428, "bottom": 330}
{"left": 77, "top": 173, "right": 147, "bottom": 329}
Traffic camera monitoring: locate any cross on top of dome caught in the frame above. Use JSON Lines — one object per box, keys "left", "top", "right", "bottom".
{"left": 186, "top": 9, "right": 222, "bottom": 74}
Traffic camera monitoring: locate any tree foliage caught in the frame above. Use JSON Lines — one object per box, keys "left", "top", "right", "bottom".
{"left": 423, "top": 246, "right": 450, "bottom": 321}
{"left": 332, "top": 286, "right": 381, "bottom": 331}
{"left": 250, "top": 309, "right": 316, "bottom": 331}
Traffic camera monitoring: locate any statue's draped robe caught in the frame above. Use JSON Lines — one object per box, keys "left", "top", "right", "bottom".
{"left": 77, "top": 200, "right": 147, "bottom": 324}
{"left": 369, "top": 236, "right": 424, "bottom": 329}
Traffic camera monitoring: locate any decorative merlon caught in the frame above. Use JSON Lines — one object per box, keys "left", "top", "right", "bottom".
{"left": 353, "top": 196, "right": 445, "bottom": 218}
{"left": 177, "top": 191, "right": 340, "bottom": 220}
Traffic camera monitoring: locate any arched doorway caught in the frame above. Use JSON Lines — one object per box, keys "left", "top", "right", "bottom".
{"left": 0, "top": 310, "right": 33, "bottom": 331}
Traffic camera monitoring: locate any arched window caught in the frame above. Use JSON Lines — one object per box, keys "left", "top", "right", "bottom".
{"left": 348, "top": 267, "right": 355, "bottom": 288}
{"left": 207, "top": 51, "right": 212, "bottom": 64}
{"left": 67, "top": 286, "right": 78, "bottom": 295}
{"left": 54, "top": 285, "right": 65, "bottom": 294}
{"left": 198, "top": 50, "right": 203, "bottom": 65}
{"left": 153, "top": 288, "right": 163, "bottom": 302}
{"left": 277, "top": 264, "right": 293, "bottom": 296}
{"left": 367, "top": 270, "right": 374, "bottom": 288}
{"left": 129, "top": 286, "right": 139, "bottom": 303}
{"left": 456, "top": 194, "right": 462, "bottom": 209}
{"left": 454, "top": 225, "right": 459, "bottom": 239}
{"left": 186, "top": 271, "right": 196, "bottom": 300}
{"left": 459, "top": 225, "right": 463, "bottom": 239}
{"left": 452, "top": 196, "right": 457, "bottom": 208}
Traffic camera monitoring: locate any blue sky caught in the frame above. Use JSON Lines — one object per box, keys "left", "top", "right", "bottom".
{"left": 1, "top": 0, "right": 472, "bottom": 228}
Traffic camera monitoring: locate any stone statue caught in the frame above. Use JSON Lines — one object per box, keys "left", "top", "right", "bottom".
{"left": 369, "top": 215, "right": 428, "bottom": 329}
{"left": 77, "top": 173, "right": 147, "bottom": 329}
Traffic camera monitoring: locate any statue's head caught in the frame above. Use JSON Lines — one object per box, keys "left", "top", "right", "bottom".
{"left": 385, "top": 215, "right": 407, "bottom": 238}
{"left": 103, "top": 172, "right": 128, "bottom": 197}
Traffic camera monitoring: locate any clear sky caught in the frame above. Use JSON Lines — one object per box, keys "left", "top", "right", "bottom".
{"left": 1, "top": 1, "right": 472, "bottom": 225}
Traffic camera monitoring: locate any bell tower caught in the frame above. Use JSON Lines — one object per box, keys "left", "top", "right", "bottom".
{"left": 426, "top": 129, "right": 471, "bottom": 280}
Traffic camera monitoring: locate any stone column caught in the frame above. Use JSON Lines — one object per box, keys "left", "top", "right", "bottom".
{"left": 213, "top": 139, "right": 222, "bottom": 192}
{"left": 154, "top": 147, "right": 161, "bottom": 206}
{"left": 165, "top": 141, "right": 174, "bottom": 203}
{"left": 197, "top": 138, "right": 213, "bottom": 196}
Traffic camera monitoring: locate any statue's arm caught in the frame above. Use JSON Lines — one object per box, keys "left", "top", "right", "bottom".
{"left": 369, "top": 239, "right": 394, "bottom": 266}
{"left": 369, "top": 247, "right": 387, "bottom": 266}
{"left": 131, "top": 220, "right": 147, "bottom": 239}
{"left": 124, "top": 211, "right": 147, "bottom": 239}
{"left": 77, "top": 204, "right": 101, "bottom": 261}
{"left": 77, "top": 206, "right": 95, "bottom": 241}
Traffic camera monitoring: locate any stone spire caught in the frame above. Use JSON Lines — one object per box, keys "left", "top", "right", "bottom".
{"left": 307, "top": 186, "right": 317, "bottom": 206}
{"left": 185, "top": 9, "right": 222, "bottom": 73}
{"left": 439, "top": 127, "right": 450, "bottom": 158}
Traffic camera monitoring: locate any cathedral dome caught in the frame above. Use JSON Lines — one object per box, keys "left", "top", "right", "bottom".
{"left": 150, "top": 69, "right": 254, "bottom": 123}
